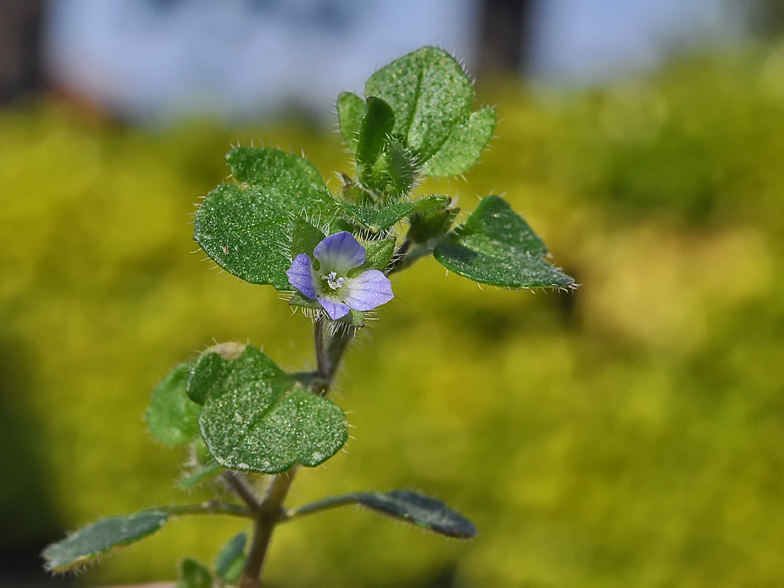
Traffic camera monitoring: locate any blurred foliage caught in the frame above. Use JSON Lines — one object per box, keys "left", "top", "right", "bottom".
{"left": 2, "top": 45, "right": 784, "bottom": 588}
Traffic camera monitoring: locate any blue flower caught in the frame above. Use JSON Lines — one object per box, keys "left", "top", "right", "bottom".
{"left": 286, "top": 232, "right": 394, "bottom": 320}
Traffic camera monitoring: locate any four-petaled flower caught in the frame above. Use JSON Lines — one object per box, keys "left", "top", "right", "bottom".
{"left": 286, "top": 232, "right": 394, "bottom": 320}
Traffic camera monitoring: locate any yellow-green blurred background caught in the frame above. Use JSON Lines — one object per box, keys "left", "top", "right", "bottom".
{"left": 4, "top": 45, "right": 784, "bottom": 587}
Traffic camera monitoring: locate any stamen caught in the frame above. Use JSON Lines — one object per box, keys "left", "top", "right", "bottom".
{"left": 323, "top": 271, "right": 345, "bottom": 290}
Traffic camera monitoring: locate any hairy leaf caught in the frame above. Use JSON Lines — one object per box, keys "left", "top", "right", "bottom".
{"left": 434, "top": 196, "right": 574, "bottom": 288}
{"left": 421, "top": 108, "right": 497, "bottom": 177}
{"left": 146, "top": 363, "right": 200, "bottom": 446}
{"left": 340, "top": 195, "right": 449, "bottom": 231}
{"left": 385, "top": 139, "right": 415, "bottom": 196}
{"left": 350, "top": 238, "right": 396, "bottom": 275}
{"left": 194, "top": 148, "right": 336, "bottom": 290}
{"left": 176, "top": 463, "right": 222, "bottom": 489}
{"left": 291, "top": 216, "right": 326, "bottom": 258}
{"left": 189, "top": 345, "right": 348, "bottom": 473}
{"left": 337, "top": 91, "right": 365, "bottom": 151}
{"left": 357, "top": 97, "right": 395, "bottom": 185}
{"left": 364, "top": 46, "right": 494, "bottom": 175}
{"left": 226, "top": 146, "right": 325, "bottom": 190}
{"left": 292, "top": 490, "right": 476, "bottom": 539}
{"left": 178, "top": 557, "right": 212, "bottom": 588}
{"left": 186, "top": 343, "right": 289, "bottom": 406}
{"left": 366, "top": 46, "right": 473, "bottom": 163}
{"left": 354, "top": 490, "right": 476, "bottom": 538}
{"left": 42, "top": 511, "right": 169, "bottom": 572}
{"left": 215, "top": 532, "right": 247, "bottom": 582}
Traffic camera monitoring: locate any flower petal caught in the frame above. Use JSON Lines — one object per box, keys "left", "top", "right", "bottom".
{"left": 313, "top": 232, "right": 366, "bottom": 275}
{"left": 342, "top": 270, "right": 394, "bottom": 311}
{"left": 286, "top": 254, "right": 317, "bottom": 298}
{"left": 318, "top": 297, "right": 351, "bottom": 320}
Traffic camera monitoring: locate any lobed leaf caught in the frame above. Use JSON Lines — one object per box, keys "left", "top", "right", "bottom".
{"left": 186, "top": 342, "right": 290, "bottom": 406}
{"left": 421, "top": 108, "right": 497, "bottom": 177}
{"left": 42, "top": 510, "right": 169, "bottom": 572}
{"left": 340, "top": 195, "right": 449, "bottom": 231}
{"left": 146, "top": 363, "right": 200, "bottom": 446}
{"left": 366, "top": 46, "right": 474, "bottom": 164}
{"left": 226, "top": 146, "right": 325, "bottom": 190}
{"left": 194, "top": 148, "right": 336, "bottom": 290}
{"left": 434, "top": 196, "right": 574, "bottom": 289}
{"left": 363, "top": 46, "right": 495, "bottom": 177}
{"left": 188, "top": 345, "right": 348, "bottom": 473}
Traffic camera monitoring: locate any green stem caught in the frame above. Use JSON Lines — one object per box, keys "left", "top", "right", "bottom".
{"left": 223, "top": 471, "right": 260, "bottom": 512}
{"left": 324, "top": 328, "right": 354, "bottom": 386}
{"left": 165, "top": 500, "right": 252, "bottom": 518}
{"left": 279, "top": 494, "right": 362, "bottom": 524}
{"left": 240, "top": 471, "right": 296, "bottom": 588}
{"left": 314, "top": 319, "right": 328, "bottom": 380}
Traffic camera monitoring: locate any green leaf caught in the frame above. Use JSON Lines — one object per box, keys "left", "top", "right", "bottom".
{"left": 366, "top": 46, "right": 482, "bottom": 168}
{"left": 189, "top": 344, "right": 348, "bottom": 473}
{"left": 355, "top": 491, "right": 476, "bottom": 538}
{"left": 348, "top": 238, "right": 395, "bottom": 277}
{"left": 177, "top": 462, "right": 222, "bottom": 489}
{"left": 42, "top": 510, "right": 169, "bottom": 572}
{"left": 434, "top": 196, "right": 574, "bottom": 288}
{"left": 337, "top": 92, "right": 365, "bottom": 151}
{"left": 194, "top": 148, "right": 336, "bottom": 290}
{"left": 357, "top": 97, "right": 395, "bottom": 184}
{"left": 340, "top": 195, "right": 449, "bottom": 231}
{"left": 146, "top": 363, "right": 201, "bottom": 446}
{"left": 361, "top": 238, "right": 396, "bottom": 272}
{"left": 178, "top": 557, "right": 212, "bottom": 588}
{"left": 226, "top": 146, "right": 324, "bottom": 190}
{"left": 341, "top": 178, "right": 375, "bottom": 206}
{"left": 421, "top": 108, "right": 497, "bottom": 177}
{"left": 291, "top": 491, "right": 476, "bottom": 539}
{"left": 385, "top": 139, "right": 415, "bottom": 196}
{"left": 187, "top": 342, "right": 290, "bottom": 406}
{"left": 291, "top": 217, "right": 325, "bottom": 258}
{"left": 214, "top": 532, "right": 247, "bottom": 582}
{"left": 407, "top": 198, "right": 458, "bottom": 243}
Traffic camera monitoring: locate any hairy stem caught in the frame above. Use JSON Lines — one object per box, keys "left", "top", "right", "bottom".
{"left": 223, "top": 471, "right": 260, "bottom": 512}
{"left": 240, "top": 323, "right": 355, "bottom": 587}
{"left": 240, "top": 470, "right": 296, "bottom": 588}
{"left": 279, "top": 494, "right": 362, "bottom": 523}
{"left": 166, "top": 500, "right": 252, "bottom": 518}
{"left": 314, "top": 319, "right": 328, "bottom": 380}
{"left": 324, "top": 328, "right": 354, "bottom": 385}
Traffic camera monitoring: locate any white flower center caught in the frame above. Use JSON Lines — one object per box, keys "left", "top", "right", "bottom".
{"left": 323, "top": 271, "right": 345, "bottom": 291}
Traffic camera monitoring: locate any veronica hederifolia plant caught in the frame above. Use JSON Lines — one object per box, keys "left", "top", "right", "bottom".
{"left": 42, "top": 46, "right": 574, "bottom": 588}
